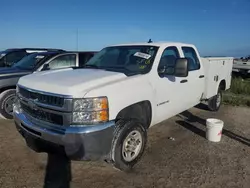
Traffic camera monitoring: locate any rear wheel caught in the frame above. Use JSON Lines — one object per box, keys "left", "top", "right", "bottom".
{"left": 208, "top": 88, "right": 222, "bottom": 112}
{"left": 110, "top": 120, "right": 147, "bottom": 172}
{"left": 0, "top": 89, "right": 16, "bottom": 119}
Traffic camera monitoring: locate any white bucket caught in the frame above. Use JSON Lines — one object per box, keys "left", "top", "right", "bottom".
{"left": 206, "top": 118, "right": 224, "bottom": 142}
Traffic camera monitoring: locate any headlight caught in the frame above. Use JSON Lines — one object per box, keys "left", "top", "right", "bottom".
{"left": 72, "top": 97, "right": 109, "bottom": 125}
{"left": 73, "top": 97, "right": 108, "bottom": 111}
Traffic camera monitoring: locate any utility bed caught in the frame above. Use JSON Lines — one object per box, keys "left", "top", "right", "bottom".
{"left": 201, "top": 57, "right": 233, "bottom": 99}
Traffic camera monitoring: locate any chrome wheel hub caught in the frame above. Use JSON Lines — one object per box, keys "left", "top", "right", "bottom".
{"left": 4, "top": 96, "right": 16, "bottom": 115}
{"left": 122, "top": 130, "right": 142, "bottom": 162}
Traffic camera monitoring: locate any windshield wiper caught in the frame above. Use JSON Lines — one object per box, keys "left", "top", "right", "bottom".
{"left": 101, "top": 66, "right": 146, "bottom": 76}
{"left": 101, "top": 66, "right": 129, "bottom": 71}
{"left": 15, "top": 66, "right": 31, "bottom": 70}
{"left": 83, "top": 64, "right": 100, "bottom": 69}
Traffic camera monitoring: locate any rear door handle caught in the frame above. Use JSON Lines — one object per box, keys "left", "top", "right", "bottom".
{"left": 180, "top": 79, "right": 188, "bottom": 83}
{"left": 199, "top": 75, "right": 205, "bottom": 78}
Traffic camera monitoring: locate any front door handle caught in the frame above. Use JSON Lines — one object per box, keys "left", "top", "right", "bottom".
{"left": 180, "top": 79, "right": 188, "bottom": 83}
{"left": 199, "top": 75, "right": 205, "bottom": 78}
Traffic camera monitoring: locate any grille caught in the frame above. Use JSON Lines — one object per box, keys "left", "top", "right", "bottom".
{"left": 21, "top": 102, "right": 63, "bottom": 125}
{"left": 19, "top": 87, "right": 64, "bottom": 107}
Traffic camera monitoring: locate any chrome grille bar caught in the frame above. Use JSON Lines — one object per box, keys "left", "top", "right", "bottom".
{"left": 19, "top": 86, "right": 64, "bottom": 107}
{"left": 17, "top": 85, "right": 73, "bottom": 126}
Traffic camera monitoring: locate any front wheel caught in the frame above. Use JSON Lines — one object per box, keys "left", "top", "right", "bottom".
{"left": 0, "top": 89, "right": 16, "bottom": 119}
{"left": 110, "top": 120, "right": 147, "bottom": 172}
{"left": 208, "top": 89, "right": 222, "bottom": 112}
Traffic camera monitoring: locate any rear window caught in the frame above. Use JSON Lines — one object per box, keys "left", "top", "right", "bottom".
{"left": 182, "top": 47, "right": 200, "bottom": 71}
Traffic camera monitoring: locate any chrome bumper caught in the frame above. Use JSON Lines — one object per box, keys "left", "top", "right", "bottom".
{"left": 232, "top": 67, "right": 250, "bottom": 72}
{"left": 13, "top": 104, "right": 115, "bottom": 161}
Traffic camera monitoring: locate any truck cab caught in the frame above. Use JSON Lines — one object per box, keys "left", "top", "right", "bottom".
{"left": 13, "top": 42, "right": 233, "bottom": 172}
{"left": 150, "top": 43, "right": 206, "bottom": 123}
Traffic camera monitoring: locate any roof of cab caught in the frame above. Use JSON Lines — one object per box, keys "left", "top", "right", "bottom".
{"left": 28, "top": 51, "right": 62, "bottom": 56}
{"left": 4, "top": 48, "right": 65, "bottom": 52}
{"left": 109, "top": 41, "right": 194, "bottom": 48}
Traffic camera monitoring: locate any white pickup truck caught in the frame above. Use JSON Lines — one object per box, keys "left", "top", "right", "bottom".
{"left": 13, "top": 42, "right": 233, "bottom": 171}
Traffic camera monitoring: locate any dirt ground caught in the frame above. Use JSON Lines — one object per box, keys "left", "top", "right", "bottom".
{"left": 0, "top": 104, "right": 250, "bottom": 188}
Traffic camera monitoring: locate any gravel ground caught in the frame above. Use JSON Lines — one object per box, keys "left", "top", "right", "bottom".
{"left": 0, "top": 104, "right": 250, "bottom": 188}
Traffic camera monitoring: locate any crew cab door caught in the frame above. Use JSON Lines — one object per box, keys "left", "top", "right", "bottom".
{"left": 181, "top": 46, "right": 205, "bottom": 108}
{"left": 155, "top": 46, "right": 190, "bottom": 122}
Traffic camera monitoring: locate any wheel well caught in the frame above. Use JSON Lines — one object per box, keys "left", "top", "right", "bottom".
{"left": 116, "top": 101, "right": 152, "bottom": 129}
{"left": 0, "top": 86, "right": 16, "bottom": 94}
{"left": 219, "top": 80, "right": 226, "bottom": 90}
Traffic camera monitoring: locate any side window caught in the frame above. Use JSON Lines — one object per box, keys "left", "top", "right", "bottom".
{"left": 158, "top": 47, "right": 180, "bottom": 71}
{"left": 182, "top": 47, "right": 200, "bottom": 71}
{"left": 48, "top": 54, "right": 76, "bottom": 69}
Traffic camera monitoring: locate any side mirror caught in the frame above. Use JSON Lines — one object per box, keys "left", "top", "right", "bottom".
{"left": 42, "top": 64, "right": 50, "bottom": 71}
{"left": 175, "top": 58, "right": 188, "bottom": 77}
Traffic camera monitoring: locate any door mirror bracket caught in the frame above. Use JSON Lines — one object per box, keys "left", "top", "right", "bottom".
{"left": 42, "top": 64, "right": 50, "bottom": 71}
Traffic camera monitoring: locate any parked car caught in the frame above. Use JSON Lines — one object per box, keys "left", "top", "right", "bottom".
{"left": 233, "top": 58, "right": 250, "bottom": 75}
{"left": 0, "top": 48, "right": 64, "bottom": 68}
{"left": 13, "top": 42, "right": 233, "bottom": 172}
{"left": 0, "top": 50, "right": 97, "bottom": 119}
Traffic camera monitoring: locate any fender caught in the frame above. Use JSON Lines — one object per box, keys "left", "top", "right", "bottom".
{"left": 0, "top": 76, "right": 23, "bottom": 93}
{"left": 216, "top": 79, "right": 226, "bottom": 92}
{"left": 84, "top": 74, "right": 157, "bottom": 126}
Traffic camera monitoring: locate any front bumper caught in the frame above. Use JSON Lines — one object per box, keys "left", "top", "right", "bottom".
{"left": 13, "top": 104, "right": 115, "bottom": 161}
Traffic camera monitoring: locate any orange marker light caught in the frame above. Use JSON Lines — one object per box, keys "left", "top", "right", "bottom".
{"left": 99, "top": 110, "right": 108, "bottom": 122}
{"left": 100, "top": 98, "right": 108, "bottom": 110}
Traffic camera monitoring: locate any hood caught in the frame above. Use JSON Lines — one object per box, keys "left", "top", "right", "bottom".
{"left": 18, "top": 68, "right": 127, "bottom": 97}
{"left": 0, "top": 67, "right": 31, "bottom": 78}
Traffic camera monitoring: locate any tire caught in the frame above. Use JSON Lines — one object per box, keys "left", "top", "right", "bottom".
{"left": 0, "top": 89, "right": 17, "bottom": 119}
{"left": 208, "top": 88, "right": 222, "bottom": 112}
{"left": 110, "top": 119, "right": 147, "bottom": 172}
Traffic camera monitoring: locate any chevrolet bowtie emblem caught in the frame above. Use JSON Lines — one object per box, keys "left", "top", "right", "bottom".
{"left": 27, "top": 99, "right": 38, "bottom": 110}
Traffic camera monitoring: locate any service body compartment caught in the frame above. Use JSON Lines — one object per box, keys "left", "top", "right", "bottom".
{"left": 201, "top": 57, "right": 233, "bottom": 99}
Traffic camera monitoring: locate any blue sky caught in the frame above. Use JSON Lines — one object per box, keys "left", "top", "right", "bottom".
{"left": 0, "top": 0, "right": 250, "bottom": 57}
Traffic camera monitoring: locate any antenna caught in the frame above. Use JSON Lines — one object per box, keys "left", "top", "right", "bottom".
{"left": 76, "top": 28, "right": 79, "bottom": 51}
{"left": 147, "top": 39, "right": 152, "bottom": 43}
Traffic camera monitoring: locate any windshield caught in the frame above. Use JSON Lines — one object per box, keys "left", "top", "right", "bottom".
{"left": 12, "top": 53, "right": 47, "bottom": 70}
{"left": 85, "top": 45, "right": 159, "bottom": 76}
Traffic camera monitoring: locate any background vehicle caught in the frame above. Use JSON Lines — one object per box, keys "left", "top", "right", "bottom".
{"left": 240, "top": 55, "right": 250, "bottom": 61}
{"left": 233, "top": 58, "right": 250, "bottom": 75}
{"left": 0, "top": 48, "right": 64, "bottom": 68}
{"left": 13, "top": 42, "right": 233, "bottom": 172}
{"left": 0, "top": 51, "right": 97, "bottom": 119}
